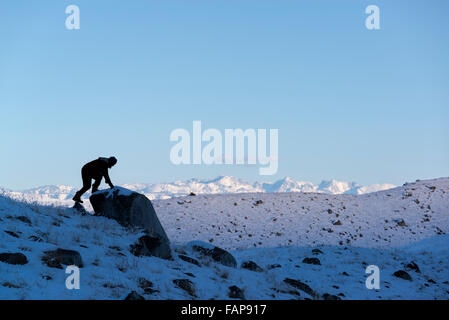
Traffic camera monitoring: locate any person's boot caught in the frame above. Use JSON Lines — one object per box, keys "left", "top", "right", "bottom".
{"left": 72, "top": 193, "right": 83, "bottom": 203}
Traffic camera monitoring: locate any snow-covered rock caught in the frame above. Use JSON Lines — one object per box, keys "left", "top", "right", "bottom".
{"left": 90, "top": 187, "right": 171, "bottom": 260}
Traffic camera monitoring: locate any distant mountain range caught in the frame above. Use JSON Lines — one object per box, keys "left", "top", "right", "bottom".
{"left": 0, "top": 176, "right": 396, "bottom": 206}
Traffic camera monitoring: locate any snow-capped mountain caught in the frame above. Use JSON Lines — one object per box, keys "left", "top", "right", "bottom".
{"left": 256, "top": 177, "right": 317, "bottom": 193}
{"left": 0, "top": 176, "right": 396, "bottom": 206}
{"left": 125, "top": 176, "right": 396, "bottom": 197}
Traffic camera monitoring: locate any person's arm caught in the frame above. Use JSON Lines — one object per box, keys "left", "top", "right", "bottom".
{"left": 103, "top": 168, "right": 114, "bottom": 188}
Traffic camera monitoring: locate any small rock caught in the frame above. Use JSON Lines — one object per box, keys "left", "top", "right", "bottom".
{"left": 405, "top": 261, "right": 420, "bottom": 273}
{"left": 124, "top": 291, "right": 145, "bottom": 300}
{"left": 286, "top": 290, "right": 301, "bottom": 297}
{"left": 393, "top": 270, "right": 412, "bottom": 281}
{"left": 189, "top": 192, "right": 196, "bottom": 196}
{"left": 2, "top": 282, "right": 21, "bottom": 289}
{"left": 173, "top": 279, "right": 196, "bottom": 297}
{"left": 332, "top": 220, "right": 342, "bottom": 226}
{"left": 302, "top": 257, "right": 321, "bottom": 265}
{"left": 322, "top": 293, "right": 341, "bottom": 300}
{"left": 4, "top": 231, "right": 20, "bottom": 238}
{"left": 312, "top": 249, "right": 323, "bottom": 255}
{"left": 42, "top": 249, "right": 83, "bottom": 269}
{"left": 241, "top": 261, "right": 263, "bottom": 272}
{"left": 138, "top": 278, "right": 153, "bottom": 289}
{"left": 138, "top": 278, "right": 158, "bottom": 294}
{"left": 0, "top": 252, "right": 28, "bottom": 265}
{"left": 28, "top": 235, "right": 43, "bottom": 242}
{"left": 228, "top": 285, "right": 245, "bottom": 299}
{"left": 188, "top": 241, "right": 237, "bottom": 268}
{"left": 283, "top": 278, "right": 318, "bottom": 298}
{"left": 17, "top": 216, "right": 32, "bottom": 225}
{"left": 268, "top": 264, "right": 282, "bottom": 270}
{"left": 179, "top": 254, "right": 201, "bottom": 267}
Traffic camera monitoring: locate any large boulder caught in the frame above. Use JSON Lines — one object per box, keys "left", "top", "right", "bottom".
{"left": 90, "top": 187, "right": 171, "bottom": 259}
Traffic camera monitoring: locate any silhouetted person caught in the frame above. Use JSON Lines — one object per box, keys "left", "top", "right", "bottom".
{"left": 72, "top": 157, "right": 117, "bottom": 203}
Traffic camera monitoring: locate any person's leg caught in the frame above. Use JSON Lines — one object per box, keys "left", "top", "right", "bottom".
{"left": 92, "top": 177, "right": 102, "bottom": 193}
{"left": 73, "top": 173, "right": 91, "bottom": 202}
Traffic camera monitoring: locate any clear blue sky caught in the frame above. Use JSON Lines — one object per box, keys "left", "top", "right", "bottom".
{"left": 1, "top": 0, "right": 448, "bottom": 189}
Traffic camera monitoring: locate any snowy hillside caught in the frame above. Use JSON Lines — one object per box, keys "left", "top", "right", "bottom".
{"left": 0, "top": 178, "right": 448, "bottom": 299}
{"left": 156, "top": 178, "right": 448, "bottom": 250}
{"left": 0, "top": 176, "right": 396, "bottom": 206}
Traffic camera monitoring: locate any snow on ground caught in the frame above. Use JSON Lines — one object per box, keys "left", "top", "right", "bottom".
{"left": 155, "top": 178, "right": 448, "bottom": 250}
{"left": 0, "top": 178, "right": 448, "bottom": 300}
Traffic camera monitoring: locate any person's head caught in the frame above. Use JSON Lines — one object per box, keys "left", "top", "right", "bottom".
{"left": 108, "top": 156, "right": 117, "bottom": 168}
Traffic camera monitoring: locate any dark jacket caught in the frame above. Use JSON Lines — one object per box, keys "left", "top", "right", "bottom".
{"left": 82, "top": 157, "right": 112, "bottom": 184}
